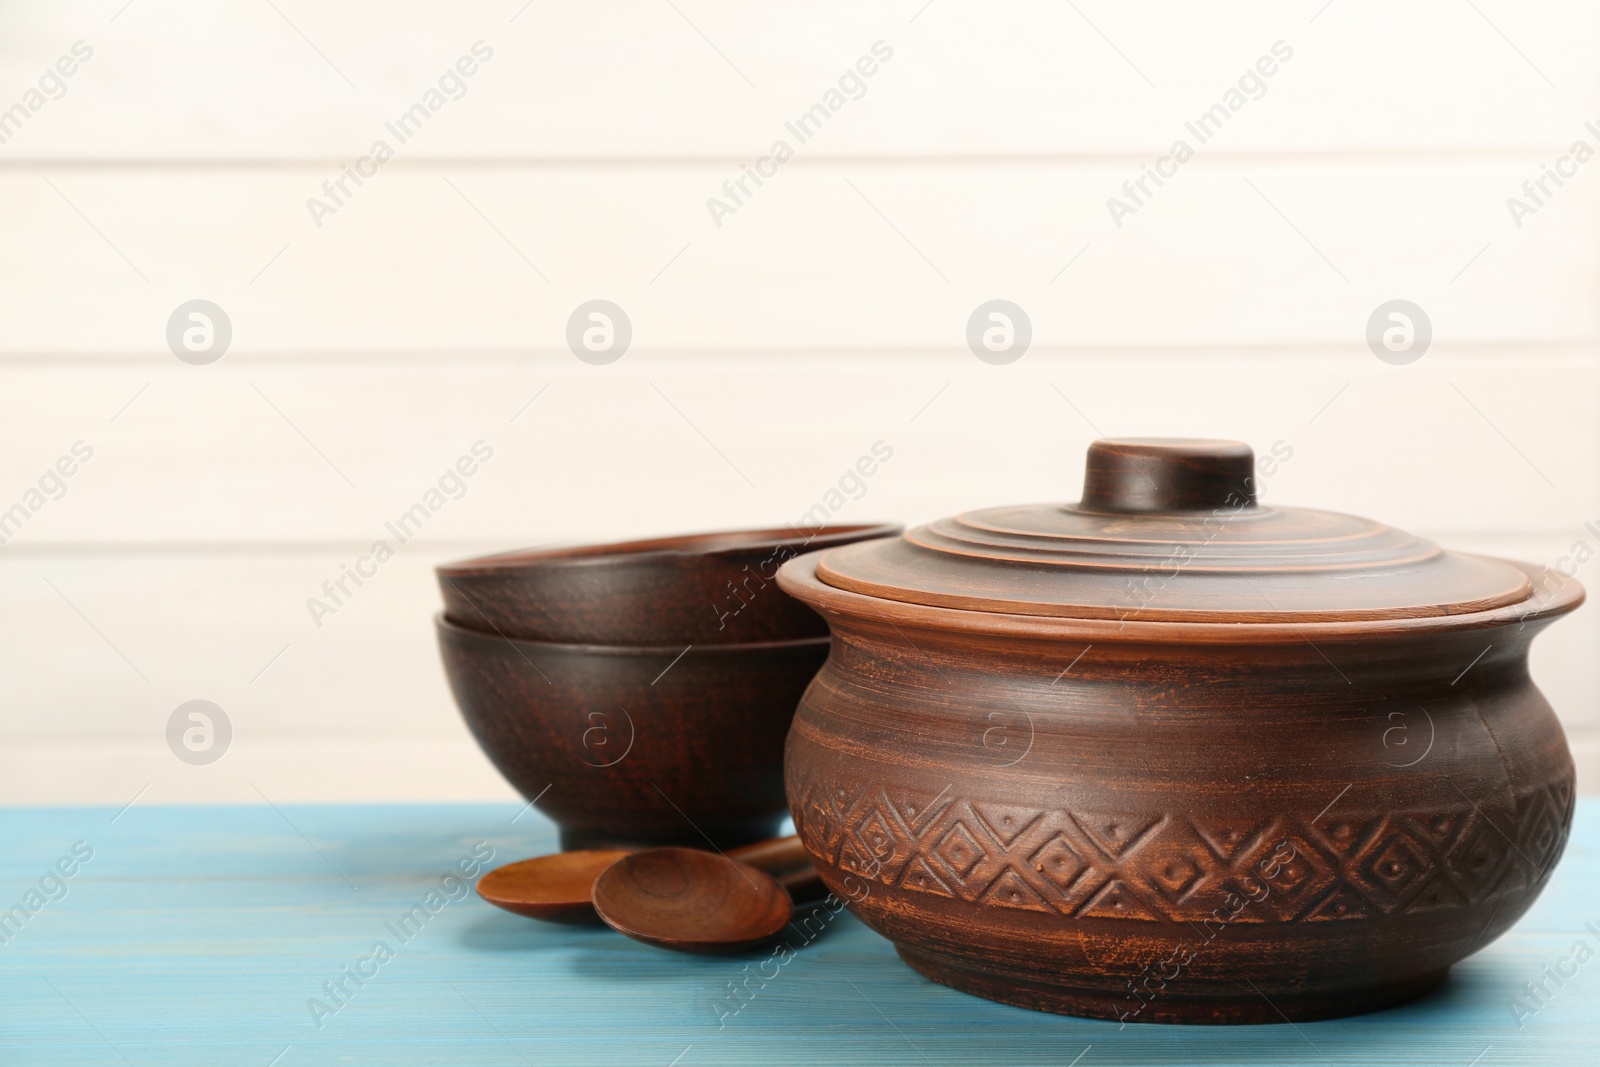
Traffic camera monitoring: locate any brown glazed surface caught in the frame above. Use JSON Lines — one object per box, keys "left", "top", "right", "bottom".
{"left": 476, "top": 835, "right": 812, "bottom": 926}
{"left": 476, "top": 849, "right": 633, "bottom": 925}
{"left": 437, "top": 614, "right": 829, "bottom": 850}
{"left": 436, "top": 524, "right": 900, "bottom": 645}
{"left": 592, "top": 847, "right": 799, "bottom": 954}
{"left": 777, "top": 439, "right": 1582, "bottom": 1024}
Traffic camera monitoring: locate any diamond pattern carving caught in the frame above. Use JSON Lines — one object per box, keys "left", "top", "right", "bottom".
{"left": 981, "top": 870, "right": 1050, "bottom": 912}
{"left": 1078, "top": 879, "right": 1161, "bottom": 921}
{"left": 1231, "top": 829, "right": 1337, "bottom": 922}
{"left": 973, "top": 802, "right": 1042, "bottom": 848}
{"left": 791, "top": 768, "right": 1572, "bottom": 923}
{"left": 1347, "top": 827, "right": 1429, "bottom": 908}
{"left": 934, "top": 821, "right": 986, "bottom": 881}
{"left": 1075, "top": 810, "right": 1161, "bottom": 860}
{"left": 1446, "top": 817, "right": 1509, "bottom": 902}
{"left": 1193, "top": 815, "right": 1271, "bottom": 861}
{"left": 899, "top": 857, "right": 953, "bottom": 897}
{"left": 1028, "top": 834, "right": 1089, "bottom": 895}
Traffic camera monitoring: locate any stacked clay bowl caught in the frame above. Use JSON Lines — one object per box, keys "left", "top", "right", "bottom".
{"left": 435, "top": 525, "right": 900, "bottom": 849}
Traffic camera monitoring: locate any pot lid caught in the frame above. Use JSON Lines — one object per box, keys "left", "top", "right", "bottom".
{"left": 812, "top": 438, "right": 1534, "bottom": 623}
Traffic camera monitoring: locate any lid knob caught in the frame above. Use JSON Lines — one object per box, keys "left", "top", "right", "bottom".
{"left": 1080, "top": 438, "right": 1257, "bottom": 514}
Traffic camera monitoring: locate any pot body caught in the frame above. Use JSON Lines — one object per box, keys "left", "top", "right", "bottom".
{"left": 784, "top": 602, "right": 1575, "bottom": 1023}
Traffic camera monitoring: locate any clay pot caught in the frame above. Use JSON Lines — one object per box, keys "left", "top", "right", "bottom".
{"left": 777, "top": 438, "right": 1582, "bottom": 1024}
{"left": 436, "top": 524, "right": 900, "bottom": 646}
{"left": 437, "top": 614, "right": 830, "bottom": 850}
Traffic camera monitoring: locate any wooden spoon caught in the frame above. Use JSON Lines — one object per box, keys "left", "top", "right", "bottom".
{"left": 476, "top": 835, "right": 814, "bottom": 926}
{"left": 591, "top": 844, "right": 828, "bottom": 954}
{"left": 476, "top": 848, "right": 634, "bottom": 925}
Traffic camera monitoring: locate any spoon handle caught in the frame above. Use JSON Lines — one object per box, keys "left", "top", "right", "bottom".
{"left": 777, "top": 865, "right": 830, "bottom": 908}
{"left": 726, "top": 835, "right": 809, "bottom": 875}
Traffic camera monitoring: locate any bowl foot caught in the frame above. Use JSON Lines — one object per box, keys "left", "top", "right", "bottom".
{"left": 558, "top": 816, "right": 783, "bottom": 852}
{"left": 895, "top": 947, "right": 1450, "bottom": 1025}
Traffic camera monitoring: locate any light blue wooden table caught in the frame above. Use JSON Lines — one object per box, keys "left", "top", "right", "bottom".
{"left": 3, "top": 800, "right": 1597, "bottom": 1066}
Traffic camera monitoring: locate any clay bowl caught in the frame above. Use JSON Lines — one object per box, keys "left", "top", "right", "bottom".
{"left": 436, "top": 524, "right": 900, "bottom": 646}
{"left": 778, "top": 438, "right": 1584, "bottom": 1024}
{"left": 437, "top": 614, "right": 829, "bottom": 850}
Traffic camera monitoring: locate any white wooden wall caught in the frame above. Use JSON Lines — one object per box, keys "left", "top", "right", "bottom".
{"left": 2, "top": 0, "right": 1598, "bottom": 804}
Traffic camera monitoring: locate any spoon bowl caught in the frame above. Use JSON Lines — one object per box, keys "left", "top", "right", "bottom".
{"left": 475, "top": 849, "right": 631, "bottom": 925}
{"left": 592, "top": 848, "right": 795, "bottom": 954}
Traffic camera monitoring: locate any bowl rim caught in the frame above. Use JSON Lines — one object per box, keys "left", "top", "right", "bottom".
{"left": 435, "top": 612, "right": 832, "bottom": 657}
{"left": 435, "top": 524, "right": 902, "bottom": 577}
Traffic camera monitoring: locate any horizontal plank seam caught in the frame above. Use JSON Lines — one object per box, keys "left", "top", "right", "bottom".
{"left": 0, "top": 531, "right": 1591, "bottom": 554}
{"left": 0, "top": 149, "right": 1586, "bottom": 170}
{"left": 0, "top": 342, "right": 1595, "bottom": 365}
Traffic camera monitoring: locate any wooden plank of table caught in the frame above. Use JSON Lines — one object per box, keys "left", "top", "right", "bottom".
{"left": 0, "top": 801, "right": 1596, "bottom": 1065}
